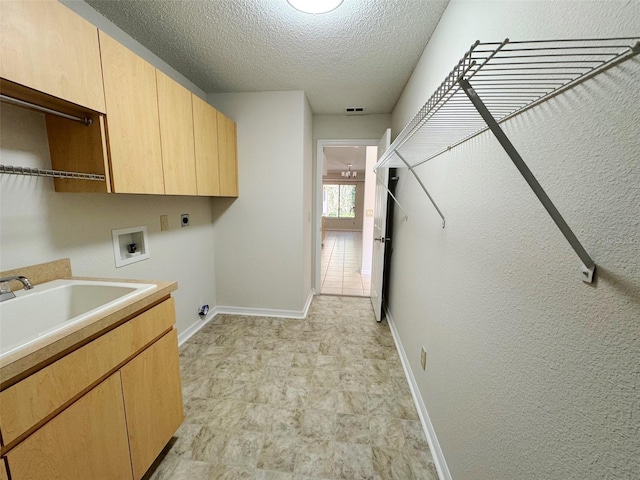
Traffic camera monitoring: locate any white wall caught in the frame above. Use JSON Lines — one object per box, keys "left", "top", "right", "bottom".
{"left": 387, "top": 2, "right": 640, "bottom": 479}
{"left": 0, "top": 105, "right": 216, "bottom": 335}
{"left": 208, "top": 91, "right": 313, "bottom": 314}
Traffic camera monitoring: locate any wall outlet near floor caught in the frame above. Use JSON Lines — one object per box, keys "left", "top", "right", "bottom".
{"left": 160, "top": 215, "right": 169, "bottom": 231}
{"left": 421, "top": 346, "right": 427, "bottom": 370}
{"left": 181, "top": 214, "right": 190, "bottom": 227}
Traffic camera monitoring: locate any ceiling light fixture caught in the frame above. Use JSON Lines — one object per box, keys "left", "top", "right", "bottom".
{"left": 287, "top": 0, "right": 344, "bottom": 14}
{"left": 341, "top": 164, "right": 357, "bottom": 178}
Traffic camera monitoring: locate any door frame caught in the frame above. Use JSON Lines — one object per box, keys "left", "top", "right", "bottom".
{"left": 314, "top": 138, "right": 379, "bottom": 293}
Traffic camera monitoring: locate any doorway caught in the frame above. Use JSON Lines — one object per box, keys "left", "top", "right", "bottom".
{"left": 314, "top": 139, "right": 379, "bottom": 296}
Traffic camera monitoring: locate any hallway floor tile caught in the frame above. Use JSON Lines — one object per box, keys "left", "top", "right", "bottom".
{"left": 321, "top": 231, "right": 371, "bottom": 297}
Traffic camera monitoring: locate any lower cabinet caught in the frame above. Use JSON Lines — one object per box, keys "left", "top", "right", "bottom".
{"left": 1, "top": 299, "right": 183, "bottom": 480}
{"left": 6, "top": 374, "right": 133, "bottom": 480}
{"left": 121, "top": 329, "right": 184, "bottom": 480}
{"left": 1, "top": 459, "right": 9, "bottom": 480}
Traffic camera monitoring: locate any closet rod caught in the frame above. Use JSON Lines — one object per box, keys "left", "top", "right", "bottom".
{"left": 0, "top": 94, "right": 93, "bottom": 126}
{"left": 0, "top": 165, "right": 106, "bottom": 182}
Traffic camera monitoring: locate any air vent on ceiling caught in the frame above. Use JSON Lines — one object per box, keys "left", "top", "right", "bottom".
{"left": 345, "top": 107, "right": 366, "bottom": 114}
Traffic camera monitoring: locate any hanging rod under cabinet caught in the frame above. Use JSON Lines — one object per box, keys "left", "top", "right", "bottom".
{"left": 0, "top": 165, "right": 106, "bottom": 182}
{"left": 0, "top": 94, "right": 94, "bottom": 126}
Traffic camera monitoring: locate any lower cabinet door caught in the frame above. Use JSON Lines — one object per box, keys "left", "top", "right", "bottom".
{"left": 1, "top": 459, "right": 9, "bottom": 480}
{"left": 6, "top": 373, "right": 133, "bottom": 480}
{"left": 121, "top": 329, "right": 184, "bottom": 480}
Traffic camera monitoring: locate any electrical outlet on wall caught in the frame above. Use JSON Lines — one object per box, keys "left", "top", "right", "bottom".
{"left": 181, "top": 214, "right": 190, "bottom": 227}
{"left": 421, "top": 346, "right": 427, "bottom": 370}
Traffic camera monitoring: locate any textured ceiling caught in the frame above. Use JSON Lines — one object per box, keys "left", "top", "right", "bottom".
{"left": 85, "top": 0, "right": 449, "bottom": 114}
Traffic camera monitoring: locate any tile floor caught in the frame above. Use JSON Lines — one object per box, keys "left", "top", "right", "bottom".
{"left": 321, "top": 231, "right": 371, "bottom": 296}
{"left": 144, "top": 295, "right": 438, "bottom": 480}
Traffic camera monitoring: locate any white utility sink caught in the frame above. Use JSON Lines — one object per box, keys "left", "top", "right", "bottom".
{"left": 0, "top": 279, "right": 156, "bottom": 360}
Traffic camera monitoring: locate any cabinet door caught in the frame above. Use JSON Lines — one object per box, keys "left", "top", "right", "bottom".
{"left": 156, "top": 71, "right": 197, "bottom": 195}
{"left": 192, "top": 95, "right": 221, "bottom": 196}
{"left": 121, "top": 329, "right": 184, "bottom": 480}
{"left": 46, "top": 113, "right": 112, "bottom": 193}
{"left": 0, "top": 0, "right": 106, "bottom": 113}
{"left": 6, "top": 374, "right": 133, "bottom": 480}
{"left": 217, "top": 111, "right": 239, "bottom": 197}
{"left": 99, "top": 31, "right": 165, "bottom": 194}
{"left": 0, "top": 459, "right": 8, "bottom": 480}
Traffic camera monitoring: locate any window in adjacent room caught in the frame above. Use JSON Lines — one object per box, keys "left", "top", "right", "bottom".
{"left": 323, "top": 184, "right": 356, "bottom": 218}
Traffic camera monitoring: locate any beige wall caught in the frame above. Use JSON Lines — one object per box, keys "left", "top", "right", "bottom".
{"left": 208, "top": 91, "right": 312, "bottom": 313}
{"left": 388, "top": 1, "right": 640, "bottom": 479}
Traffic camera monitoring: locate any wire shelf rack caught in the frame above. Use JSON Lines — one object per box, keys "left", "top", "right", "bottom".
{"left": 375, "top": 37, "right": 639, "bottom": 170}
{"left": 374, "top": 37, "right": 639, "bottom": 282}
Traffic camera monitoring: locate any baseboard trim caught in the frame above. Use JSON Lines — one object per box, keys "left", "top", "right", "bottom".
{"left": 324, "top": 228, "right": 362, "bottom": 232}
{"left": 385, "top": 307, "right": 452, "bottom": 480}
{"left": 177, "top": 307, "right": 218, "bottom": 346}
{"left": 216, "top": 289, "right": 315, "bottom": 320}
{"left": 178, "top": 290, "right": 316, "bottom": 346}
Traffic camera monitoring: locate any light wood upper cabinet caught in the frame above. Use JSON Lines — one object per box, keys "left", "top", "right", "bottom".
{"left": 217, "top": 111, "right": 239, "bottom": 197}
{"left": 192, "top": 95, "right": 221, "bottom": 196}
{"left": 1, "top": 3, "right": 239, "bottom": 198}
{"left": 6, "top": 374, "right": 133, "bottom": 480}
{"left": 121, "top": 330, "right": 184, "bottom": 480}
{"left": 99, "top": 31, "right": 165, "bottom": 194}
{"left": 156, "top": 71, "right": 197, "bottom": 195}
{"left": 0, "top": 0, "right": 106, "bottom": 113}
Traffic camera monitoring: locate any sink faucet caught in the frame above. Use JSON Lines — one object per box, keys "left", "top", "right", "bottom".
{"left": 0, "top": 275, "right": 33, "bottom": 302}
